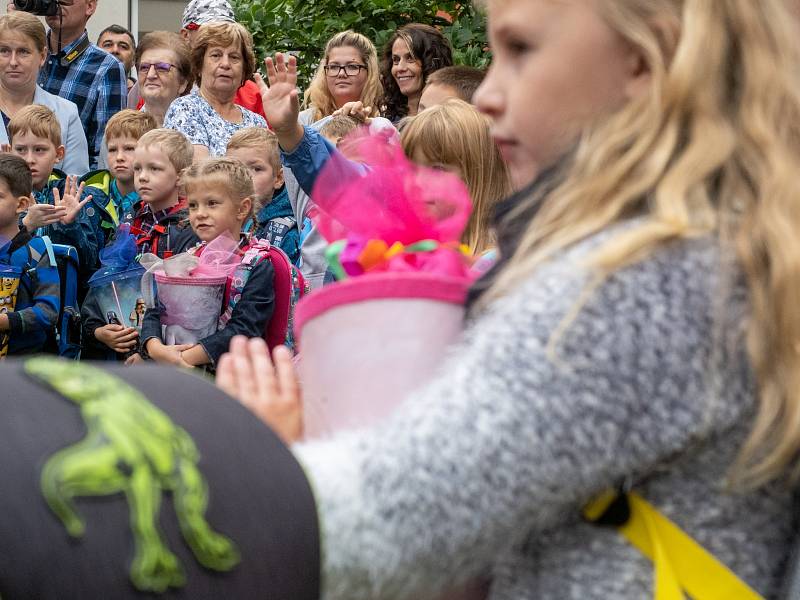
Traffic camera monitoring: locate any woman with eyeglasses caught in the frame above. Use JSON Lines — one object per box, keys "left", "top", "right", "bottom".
{"left": 0, "top": 11, "right": 88, "bottom": 175}
{"left": 164, "top": 22, "right": 266, "bottom": 161}
{"left": 135, "top": 31, "right": 193, "bottom": 127}
{"left": 300, "top": 31, "right": 383, "bottom": 126}
{"left": 381, "top": 23, "right": 454, "bottom": 123}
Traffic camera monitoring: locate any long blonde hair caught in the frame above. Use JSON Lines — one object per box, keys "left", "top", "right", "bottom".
{"left": 304, "top": 31, "right": 383, "bottom": 123}
{"left": 484, "top": 0, "right": 800, "bottom": 488}
{"left": 401, "top": 100, "right": 512, "bottom": 255}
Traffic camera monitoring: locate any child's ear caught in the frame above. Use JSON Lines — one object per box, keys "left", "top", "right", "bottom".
{"left": 273, "top": 166, "right": 284, "bottom": 190}
{"left": 623, "top": 17, "right": 679, "bottom": 101}
{"left": 15, "top": 195, "right": 29, "bottom": 214}
{"left": 55, "top": 145, "right": 65, "bottom": 162}
{"left": 240, "top": 196, "right": 253, "bottom": 221}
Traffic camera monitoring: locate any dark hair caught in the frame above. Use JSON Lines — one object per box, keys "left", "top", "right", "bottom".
{"left": 97, "top": 24, "right": 135, "bottom": 49}
{"left": 381, "top": 23, "right": 453, "bottom": 122}
{"left": 0, "top": 154, "right": 32, "bottom": 198}
{"left": 425, "top": 66, "right": 486, "bottom": 103}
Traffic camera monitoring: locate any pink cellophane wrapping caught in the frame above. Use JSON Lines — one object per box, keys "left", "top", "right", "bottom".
{"left": 299, "top": 133, "right": 476, "bottom": 440}
{"left": 312, "top": 130, "right": 474, "bottom": 278}
{"left": 151, "top": 235, "right": 241, "bottom": 344}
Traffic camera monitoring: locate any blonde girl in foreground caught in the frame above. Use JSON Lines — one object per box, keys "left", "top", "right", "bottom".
{"left": 220, "top": 0, "right": 800, "bottom": 597}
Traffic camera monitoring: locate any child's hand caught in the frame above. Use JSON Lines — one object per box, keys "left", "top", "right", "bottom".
{"left": 217, "top": 336, "right": 303, "bottom": 444}
{"left": 333, "top": 101, "right": 373, "bottom": 124}
{"left": 53, "top": 175, "right": 91, "bottom": 225}
{"left": 124, "top": 352, "right": 144, "bottom": 366}
{"left": 94, "top": 324, "right": 139, "bottom": 353}
{"left": 255, "top": 53, "right": 304, "bottom": 151}
{"left": 146, "top": 338, "right": 194, "bottom": 367}
{"left": 22, "top": 198, "right": 67, "bottom": 231}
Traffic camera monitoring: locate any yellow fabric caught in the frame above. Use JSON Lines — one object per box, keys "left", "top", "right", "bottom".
{"left": 584, "top": 492, "right": 764, "bottom": 600}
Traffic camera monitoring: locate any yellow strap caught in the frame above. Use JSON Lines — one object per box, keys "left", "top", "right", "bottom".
{"left": 609, "top": 492, "right": 764, "bottom": 600}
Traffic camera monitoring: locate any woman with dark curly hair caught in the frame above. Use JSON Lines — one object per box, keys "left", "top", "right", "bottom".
{"left": 381, "top": 23, "right": 453, "bottom": 123}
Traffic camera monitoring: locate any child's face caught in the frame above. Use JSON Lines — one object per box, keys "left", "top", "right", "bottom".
{"left": 11, "top": 131, "right": 64, "bottom": 191}
{"left": 0, "top": 179, "right": 25, "bottom": 232}
{"left": 106, "top": 136, "right": 138, "bottom": 185}
{"left": 226, "top": 147, "right": 282, "bottom": 210}
{"left": 133, "top": 144, "right": 179, "bottom": 209}
{"left": 474, "top": 0, "right": 645, "bottom": 189}
{"left": 187, "top": 183, "right": 252, "bottom": 242}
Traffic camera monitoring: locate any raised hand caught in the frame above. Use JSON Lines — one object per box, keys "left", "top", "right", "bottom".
{"left": 53, "top": 175, "right": 91, "bottom": 225}
{"left": 22, "top": 196, "right": 67, "bottom": 232}
{"left": 217, "top": 336, "right": 303, "bottom": 444}
{"left": 254, "top": 53, "right": 304, "bottom": 152}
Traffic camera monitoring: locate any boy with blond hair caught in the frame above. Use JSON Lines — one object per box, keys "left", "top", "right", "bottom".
{"left": 10, "top": 104, "right": 99, "bottom": 282}
{"left": 81, "top": 128, "right": 197, "bottom": 361}
{"left": 226, "top": 128, "right": 301, "bottom": 265}
{"left": 82, "top": 110, "right": 158, "bottom": 245}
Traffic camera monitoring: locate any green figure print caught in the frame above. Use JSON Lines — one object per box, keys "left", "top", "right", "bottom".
{"left": 25, "top": 358, "right": 240, "bottom": 593}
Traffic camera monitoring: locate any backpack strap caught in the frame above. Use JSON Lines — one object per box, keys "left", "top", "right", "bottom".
{"left": 219, "top": 239, "right": 272, "bottom": 329}
{"left": 583, "top": 491, "right": 764, "bottom": 600}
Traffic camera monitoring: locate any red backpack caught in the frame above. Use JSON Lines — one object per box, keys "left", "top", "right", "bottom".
{"left": 219, "top": 239, "right": 308, "bottom": 351}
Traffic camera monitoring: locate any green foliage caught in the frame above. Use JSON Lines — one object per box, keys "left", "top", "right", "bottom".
{"left": 233, "top": 0, "right": 489, "bottom": 90}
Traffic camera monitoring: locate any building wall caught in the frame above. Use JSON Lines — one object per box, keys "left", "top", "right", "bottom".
{"left": 0, "top": 1, "right": 189, "bottom": 44}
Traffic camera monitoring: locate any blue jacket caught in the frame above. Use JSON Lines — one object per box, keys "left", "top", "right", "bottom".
{"left": 246, "top": 186, "right": 301, "bottom": 266}
{"left": 0, "top": 229, "right": 59, "bottom": 354}
{"left": 78, "top": 170, "right": 139, "bottom": 248}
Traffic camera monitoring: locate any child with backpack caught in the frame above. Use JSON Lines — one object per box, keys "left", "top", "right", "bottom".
{"left": 0, "top": 154, "right": 59, "bottom": 356}
{"left": 80, "top": 110, "right": 159, "bottom": 246}
{"left": 80, "top": 128, "right": 197, "bottom": 361}
{"left": 225, "top": 128, "right": 301, "bottom": 265}
{"left": 141, "top": 157, "right": 275, "bottom": 369}
{"left": 222, "top": 1, "right": 800, "bottom": 597}
{"left": 10, "top": 105, "right": 100, "bottom": 284}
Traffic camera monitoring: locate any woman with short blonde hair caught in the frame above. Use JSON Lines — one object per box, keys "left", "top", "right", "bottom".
{"left": 164, "top": 22, "right": 265, "bottom": 161}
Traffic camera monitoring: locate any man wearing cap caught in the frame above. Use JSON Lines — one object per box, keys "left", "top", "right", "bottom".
{"left": 9, "top": 0, "right": 127, "bottom": 170}
{"left": 180, "top": 0, "right": 266, "bottom": 119}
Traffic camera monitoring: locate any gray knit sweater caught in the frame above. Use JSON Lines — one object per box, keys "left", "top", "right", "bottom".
{"left": 295, "top": 229, "right": 797, "bottom": 599}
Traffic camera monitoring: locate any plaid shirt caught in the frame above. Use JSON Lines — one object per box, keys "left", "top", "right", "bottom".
{"left": 38, "top": 31, "right": 126, "bottom": 170}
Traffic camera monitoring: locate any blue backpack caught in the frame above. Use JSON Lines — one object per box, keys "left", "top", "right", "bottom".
{"left": 41, "top": 241, "right": 81, "bottom": 359}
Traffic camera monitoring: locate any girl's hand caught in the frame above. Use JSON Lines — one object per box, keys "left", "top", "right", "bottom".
{"left": 94, "top": 324, "right": 139, "bottom": 353}
{"left": 217, "top": 336, "right": 303, "bottom": 444}
{"left": 333, "top": 101, "right": 373, "bottom": 124}
{"left": 22, "top": 199, "right": 67, "bottom": 231}
{"left": 124, "top": 352, "right": 144, "bottom": 366}
{"left": 146, "top": 338, "right": 194, "bottom": 367}
{"left": 255, "top": 53, "right": 304, "bottom": 152}
{"left": 53, "top": 175, "right": 91, "bottom": 225}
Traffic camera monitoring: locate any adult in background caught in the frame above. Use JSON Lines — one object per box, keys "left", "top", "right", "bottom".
{"left": 301, "top": 31, "right": 382, "bottom": 126}
{"left": 136, "top": 31, "right": 192, "bottom": 126}
{"left": 0, "top": 11, "right": 88, "bottom": 175}
{"left": 381, "top": 23, "right": 453, "bottom": 122}
{"left": 8, "top": 0, "right": 127, "bottom": 170}
{"left": 97, "top": 24, "right": 136, "bottom": 90}
{"left": 179, "top": 0, "right": 266, "bottom": 120}
{"left": 164, "top": 22, "right": 266, "bottom": 160}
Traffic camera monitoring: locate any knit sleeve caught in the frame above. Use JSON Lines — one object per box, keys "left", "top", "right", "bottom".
{"left": 293, "top": 235, "right": 750, "bottom": 599}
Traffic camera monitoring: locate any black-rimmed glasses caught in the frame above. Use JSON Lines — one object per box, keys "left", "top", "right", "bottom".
{"left": 323, "top": 63, "right": 367, "bottom": 77}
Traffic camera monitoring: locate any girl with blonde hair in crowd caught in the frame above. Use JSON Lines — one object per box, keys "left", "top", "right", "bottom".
{"left": 230, "top": 0, "right": 800, "bottom": 597}
{"left": 401, "top": 99, "right": 512, "bottom": 255}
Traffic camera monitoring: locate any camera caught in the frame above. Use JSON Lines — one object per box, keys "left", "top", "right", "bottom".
{"left": 13, "top": 0, "right": 60, "bottom": 17}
